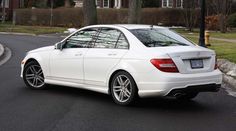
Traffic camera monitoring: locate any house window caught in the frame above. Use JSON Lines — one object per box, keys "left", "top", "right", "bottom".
{"left": 168, "top": 0, "right": 173, "bottom": 7}
{"left": 103, "top": 0, "right": 109, "bottom": 8}
{"left": 1, "top": 0, "right": 9, "bottom": 8}
{"left": 162, "top": 0, "right": 174, "bottom": 8}
{"left": 176, "top": 0, "right": 183, "bottom": 8}
{"left": 96, "top": 0, "right": 101, "bottom": 8}
{"left": 162, "top": 0, "right": 167, "bottom": 7}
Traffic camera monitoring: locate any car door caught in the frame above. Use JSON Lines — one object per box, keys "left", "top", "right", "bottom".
{"left": 84, "top": 27, "right": 129, "bottom": 86}
{"left": 50, "top": 28, "right": 98, "bottom": 84}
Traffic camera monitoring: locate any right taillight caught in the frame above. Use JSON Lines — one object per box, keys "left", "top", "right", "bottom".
{"left": 214, "top": 56, "right": 218, "bottom": 70}
{"left": 150, "top": 58, "right": 179, "bottom": 73}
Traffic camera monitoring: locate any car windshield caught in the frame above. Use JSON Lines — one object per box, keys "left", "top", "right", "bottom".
{"left": 130, "top": 28, "right": 194, "bottom": 47}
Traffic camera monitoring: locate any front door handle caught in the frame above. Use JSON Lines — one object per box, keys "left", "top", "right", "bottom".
{"left": 75, "top": 53, "right": 83, "bottom": 56}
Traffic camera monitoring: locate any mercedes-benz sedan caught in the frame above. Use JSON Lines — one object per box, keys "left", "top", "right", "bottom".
{"left": 21, "top": 25, "right": 222, "bottom": 105}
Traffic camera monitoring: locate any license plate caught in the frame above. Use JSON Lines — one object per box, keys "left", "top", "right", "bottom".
{"left": 190, "top": 59, "right": 203, "bottom": 69}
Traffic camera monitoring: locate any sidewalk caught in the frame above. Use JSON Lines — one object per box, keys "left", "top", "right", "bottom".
{"left": 210, "top": 37, "right": 236, "bottom": 43}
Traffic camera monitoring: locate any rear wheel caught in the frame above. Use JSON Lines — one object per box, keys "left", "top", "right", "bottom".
{"left": 110, "top": 71, "right": 138, "bottom": 106}
{"left": 176, "top": 92, "right": 198, "bottom": 100}
{"left": 23, "top": 61, "right": 46, "bottom": 89}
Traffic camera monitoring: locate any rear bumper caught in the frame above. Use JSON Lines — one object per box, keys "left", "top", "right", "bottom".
{"left": 166, "top": 84, "right": 221, "bottom": 97}
{"left": 135, "top": 69, "right": 222, "bottom": 97}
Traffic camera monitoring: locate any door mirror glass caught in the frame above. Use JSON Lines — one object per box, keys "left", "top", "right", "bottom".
{"left": 55, "top": 42, "right": 63, "bottom": 50}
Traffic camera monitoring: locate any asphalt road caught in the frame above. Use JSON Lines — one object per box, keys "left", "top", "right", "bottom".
{"left": 0, "top": 34, "right": 236, "bottom": 131}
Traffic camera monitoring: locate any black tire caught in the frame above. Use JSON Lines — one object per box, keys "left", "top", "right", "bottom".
{"left": 176, "top": 92, "right": 198, "bottom": 100}
{"left": 23, "top": 61, "right": 47, "bottom": 90}
{"left": 110, "top": 71, "right": 138, "bottom": 106}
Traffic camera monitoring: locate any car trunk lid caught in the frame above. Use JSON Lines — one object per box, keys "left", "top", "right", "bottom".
{"left": 151, "top": 46, "right": 216, "bottom": 74}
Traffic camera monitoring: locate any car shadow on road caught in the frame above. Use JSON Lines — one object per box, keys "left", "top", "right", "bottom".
{"left": 28, "top": 85, "right": 213, "bottom": 112}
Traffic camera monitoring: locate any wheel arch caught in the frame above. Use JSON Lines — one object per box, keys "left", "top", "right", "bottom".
{"left": 108, "top": 69, "right": 138, "bottom": 95}
{"left": 24, "top": 58, "right": 40, "bottom": 68}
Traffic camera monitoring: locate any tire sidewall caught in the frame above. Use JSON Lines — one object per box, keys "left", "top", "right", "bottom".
{"left": 23, "top": 61, "right": 46, "bottom": 90}
{"left": 110, "top": 71, "right": 138, "bottom": 106}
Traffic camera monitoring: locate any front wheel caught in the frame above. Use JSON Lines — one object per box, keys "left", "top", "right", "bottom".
{"left": 23, "top": 61, "right": 47, "bottom": 89}
{"left": 110, "top": 71, "right": 138, "bottom": 106}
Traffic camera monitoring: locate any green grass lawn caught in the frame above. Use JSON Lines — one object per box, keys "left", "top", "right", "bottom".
{"left": 174, "top": 28, "right": 236, "bottom": 40}
{"left": 0, "top": 23, "right": 67, "bottom": 35}
{"left": 183, "top": 35, "right": 236, "bottom": 63}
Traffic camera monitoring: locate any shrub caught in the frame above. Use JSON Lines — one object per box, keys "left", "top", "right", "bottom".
{"left": 227, "top": 13, "right": 236, "bottom": 27}
{"left": 14, "top": 8, "right": 198, "bottom": 27}
{"left": 205, "top": 15, "right": 219, "bottom": 30}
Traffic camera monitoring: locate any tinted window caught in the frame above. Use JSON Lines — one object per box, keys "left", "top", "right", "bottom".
{"left": 116, "top": 34, "right": 129, "bottom": 49}
{"left": 94, "top": 28, "right": 121, "bottom": 49}
{"left": 130, "top": 28, "right": 193, "bottom": 47}
{"left": 64, "top": 29, "right": 98, "bottom": 48}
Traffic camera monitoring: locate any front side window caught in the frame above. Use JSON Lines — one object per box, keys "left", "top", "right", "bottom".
{"left": 64, "top": 29, "right": 98, "bottom": 48}
{"left": 94, "top": 28, "right": 121, "bottom": 49}
{"left": 130, "top": 28, "right": 193, "bottom": 47}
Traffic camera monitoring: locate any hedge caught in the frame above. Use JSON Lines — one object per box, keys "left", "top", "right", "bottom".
{"left": 14, "top": 8, "right": 193, "bottom": 27}
{"left": 227, "top": 13, "right": 236, "bottom": 28}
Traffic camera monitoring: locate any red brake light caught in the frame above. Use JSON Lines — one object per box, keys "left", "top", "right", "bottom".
{"left": 150, "top": 59, "right": 179, "bottom": 73}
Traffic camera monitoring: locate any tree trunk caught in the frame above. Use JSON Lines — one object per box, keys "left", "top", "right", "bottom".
{"left": 219, "top": 14, "right": 226, "bottom": 33}
{"left": 128, "top": 0, "right": 142, "bottom": 24}
{"left": 2, "top": 0, "right": 5, "bottom": 23}
{"left": 83, "top": 0, "right": 97, "bottom": 26}
{"left": 64, "top": 0, "right": 71, "bottom": 8}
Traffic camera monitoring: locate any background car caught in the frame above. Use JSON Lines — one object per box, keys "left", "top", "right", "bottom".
{"left": 21, "top": 24, "right": 222, "bottom": 105}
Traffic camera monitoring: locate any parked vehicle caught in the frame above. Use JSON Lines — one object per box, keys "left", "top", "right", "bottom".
{"left": 21, "top": 25, "right": 222, "bottom": 105}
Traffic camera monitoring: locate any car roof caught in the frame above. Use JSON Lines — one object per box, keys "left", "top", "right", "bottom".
{"left": 83, "top": 24, "right": 167, "bottom": 30}
{"left": 115, "top": 24, "right": 167, "bottom": 30}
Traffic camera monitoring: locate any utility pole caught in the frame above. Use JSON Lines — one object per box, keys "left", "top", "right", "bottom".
{"left": 1, "top": 0, "right": 5, "bottom": 23}
{"left": 198, "top": 0, "right": 206, "bottom": 47}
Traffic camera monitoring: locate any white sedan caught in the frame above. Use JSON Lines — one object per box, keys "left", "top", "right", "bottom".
{"left": 21, "top": 25, "right": 222, "bottom": 105}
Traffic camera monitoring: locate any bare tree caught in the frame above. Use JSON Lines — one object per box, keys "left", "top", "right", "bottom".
{"left": 64, "top": 0, "right": 71, "bottom": 7}
{"left": 128, "top": 0, "right": 142, "bottom": 24}
{"left": 210, "top": 0, "right": 233, "bottom": 33}
{"left": 1, "top": 0, "right": 5, "bottom": 23}
{"left": 83, "top": 0, "right": 97, "bottom": 26}
{"left": 182, "top": 0, "right": 198, "bottom": 32}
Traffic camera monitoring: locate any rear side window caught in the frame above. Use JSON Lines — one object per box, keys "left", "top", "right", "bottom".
{"left": 94, "top": 28, "right": 120, "bottom": 48}
{"left": 116, "top": 34, "right": 129, "bottom": 49}
{"left": 93, "top": 28, "right": 129, "bottom": 49}
{"left": 130, "top": 28, "right": 192, "bottom": 47}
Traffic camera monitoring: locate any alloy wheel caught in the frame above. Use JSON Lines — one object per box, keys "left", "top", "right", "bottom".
{"left": 25, "top": 64, "right": 45, "bottom": 88}
{"left": 112, "top": 75, "right": 132, "bottom": 103}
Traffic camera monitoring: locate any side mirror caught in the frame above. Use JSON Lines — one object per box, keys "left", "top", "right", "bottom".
{"left": 55, "top": 42, "right": 63, "bottom": 50}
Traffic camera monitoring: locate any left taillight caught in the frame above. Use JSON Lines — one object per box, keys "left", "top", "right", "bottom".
{"left": 150, "top": 58, "right": 179, "bottom": 73}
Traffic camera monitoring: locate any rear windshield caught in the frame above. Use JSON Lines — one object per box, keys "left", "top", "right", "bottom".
{"left": 130, "top": 28, "right": 194, "bottom": 47}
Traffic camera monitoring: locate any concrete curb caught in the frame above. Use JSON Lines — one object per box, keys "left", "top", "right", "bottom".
{"left": 0, "top": 44, "right": 5, "bottom": 60}
{"left": 0, "top": 32, "right": 35, "bottom": 36}
{"left": 218, "top": 59, "right": 236, "bottom": 89}
{"left": 0, "top": 43, "right": 12, "bottom": 66}
{"left": 0, "top": 32, "right": 67, "bottom": 38}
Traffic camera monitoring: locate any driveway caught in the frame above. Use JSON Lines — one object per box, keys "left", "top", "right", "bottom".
{"left": 0, "top": 34, "right": 236, "bottom": 131}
